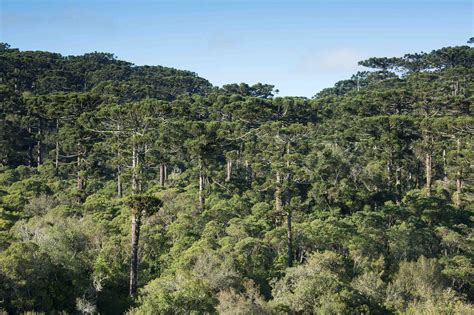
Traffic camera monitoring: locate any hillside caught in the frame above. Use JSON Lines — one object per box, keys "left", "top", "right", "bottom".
{"left": 0, "top": 43, "right": 473, "bottom": 314}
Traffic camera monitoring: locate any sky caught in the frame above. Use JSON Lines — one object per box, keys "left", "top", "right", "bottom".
{"left": 1, "top": 0, "right": 472, "bottom": 97}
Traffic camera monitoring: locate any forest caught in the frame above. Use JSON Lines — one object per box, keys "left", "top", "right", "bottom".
{"left": 0, "top": 41, "right": 473, "bottom": 314}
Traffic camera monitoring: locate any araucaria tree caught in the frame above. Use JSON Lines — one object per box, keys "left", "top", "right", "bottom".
{"left": 0, "top": 42, "right": 472, "bottom": 314}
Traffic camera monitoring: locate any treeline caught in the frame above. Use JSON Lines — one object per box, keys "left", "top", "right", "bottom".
{"left": 0, "top": 42, "right": 473, "bottom": 314}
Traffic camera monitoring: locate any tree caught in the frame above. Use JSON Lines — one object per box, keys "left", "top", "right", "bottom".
{"left": 0, "top": 42, "right": 473, "bottom": 314}
{"left": 126, "top": 194, "right": 161, "bottom": 298}
{"left": 386, "top": 256, "right": 447, "bottom": 312}
{"left": 271, "top": 251, "right": 362, "bottom": 313}
{"left": 0, "top": 242, "right": 75, "bottom": 313}
{"left": 358, "top": 57, "right": 402, "bottom": 71}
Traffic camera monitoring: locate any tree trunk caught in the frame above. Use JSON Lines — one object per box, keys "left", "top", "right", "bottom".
{"left": 425, "top": 153, "right": 432, "bottom": 197}
{"left": 132, "top": 143, "right": 138, "bottom": 193}
{"left": 245, "top": 160, "right": 253, "bottom": 185}
{"left": 55, "top": 141, "right": 59, "bottom": 171}
{"left": 442, "top": 149, "right": 447, "bottom": 181}
{"left": 138, "top": 144, "right": 143, "bottom": 192}
{"left": 286, "top": 142, "right": 293, "bottom": 267}
{"left": 456, "top": 171, "right": 463, "bottom": 208}
{"left": 455, "top": 139, "right": 463, "bottom": 208}
{"left": 387, "top": 159, "right": 392, "bottom": 189}
{"left": 129, "top": 209, "right": 141, "bottom": 298}
{"left": 275, "top": 172, "right": 282, "bottom": 213}
{"left": 199, "top": 160, "right": 205, "bottom": 207}
{"left": 116, "top": 123, "right": 123, "bottom": 197}
{"left": 286, "top": 174, "right": 293, "bottom": 268}
{"left": 159, "top": 163, "right": 165, "bottom": 187}
{"left": 395, "top": 166, "right": 402, "bottom": 204}
{"left": 55, "top": 119, "right": 59, "bottom": 172}
{"left": 117, "top": 167, "right": 123, "bottom": 198}
{"left": 164, "top": 164, "right": 168, "bottom": 182}
{"left": 37, "top": 119, "right": 42, "bottom": 167}
{"left": 226, "top": 158, "right": 232, "bottom": 182}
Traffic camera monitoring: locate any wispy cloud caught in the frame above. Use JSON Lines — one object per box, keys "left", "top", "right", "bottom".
{"left": 296, "top": 48, "right": 366, "bottom": 76}
{"left": 207, "top": 32, "right": 244, "bottom": 51}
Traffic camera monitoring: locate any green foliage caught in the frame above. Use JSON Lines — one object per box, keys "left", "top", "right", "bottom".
{"left": 129, "top": 272, "right": 217, "bottom": 314}
{"left": 271, "top": 251, "right": 364, "bottom": 314}
{"left": 385, "top": 256, "right": 463, "bottom": 312}
{"left": 216, "top": 280, "right": 271, "bottom": 314}
{"left": 0, "top": 42, "right": 472, "bottom": 313}
{"left": 0, "top": 242, "right": 75, "bottom": 312}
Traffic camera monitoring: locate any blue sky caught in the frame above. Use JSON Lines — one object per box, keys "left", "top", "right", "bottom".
{"left": 1, "top": 0, "right": 472, "bottom": 96}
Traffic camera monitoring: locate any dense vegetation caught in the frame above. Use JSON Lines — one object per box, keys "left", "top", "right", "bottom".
{"left": 0, "top": 41, "right": 473, "bottom": 314}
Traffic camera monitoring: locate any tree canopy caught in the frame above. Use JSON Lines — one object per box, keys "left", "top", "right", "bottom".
{"left": 0, "top": 42, "right": 473, "bottom": 314}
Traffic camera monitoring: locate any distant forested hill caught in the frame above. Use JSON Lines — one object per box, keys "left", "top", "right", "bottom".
{"left": 0, "top": 43, "right": 212, "bottom": 97}
{"left": 0, "top": 42, "right": 472, "bottom": 314}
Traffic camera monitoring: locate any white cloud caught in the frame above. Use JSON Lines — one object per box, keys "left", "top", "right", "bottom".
{"left": 319, "top": 48, "right": 364, "bottom": 71}
{"left": 296, "top": 48, "right": 366, "bottom": 76}
{"left": 207, "top": 32, "right": 244, "bottom": 51}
